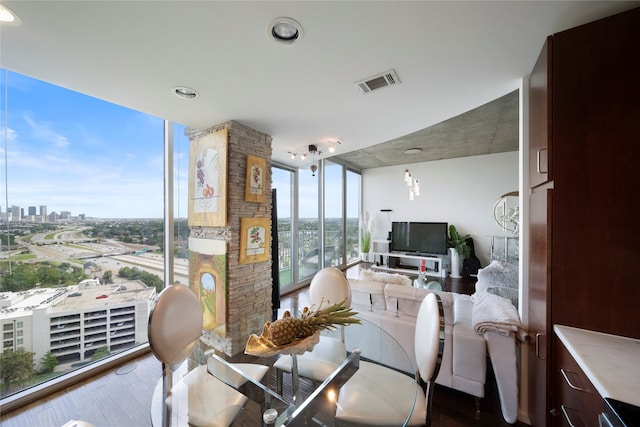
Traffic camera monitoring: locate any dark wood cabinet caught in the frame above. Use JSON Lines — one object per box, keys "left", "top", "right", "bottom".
{"left": 528, "top": 186, "right": 552, "bottom": 426}
{"left": 527, "top": 7, "right": 640, "bottom": 426}
{"left": 528, "top": 37, "right": 551, "bottom": 189}
{"left": 552, "top": 336, "right": 603, "bottom": 427}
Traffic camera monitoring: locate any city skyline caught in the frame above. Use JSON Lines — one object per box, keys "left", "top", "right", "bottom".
{"left": 1, "top": 69, "right": 189, "bottom": 219}
{"left": 1, "top": 69, "right": 354, "bottom": 220}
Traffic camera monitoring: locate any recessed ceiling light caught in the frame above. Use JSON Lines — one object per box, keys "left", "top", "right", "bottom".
{"left": 0, "top": 4, "right": 21, "bottom": 24}
{"left": 268, "top": 17, "right": 304, "bottom": 45}
{"left": 172, "top": 86, "right": 199, "bottom": 100}
{"left": 404, "top": 148, "right": 422, "bottom": 155}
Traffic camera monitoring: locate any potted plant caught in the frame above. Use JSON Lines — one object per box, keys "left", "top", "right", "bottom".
{"left": 360, "top": 212, "right": 373, "bottom": 262}
{"left": 448, "top": 225, "right": 470, "bottom": 278}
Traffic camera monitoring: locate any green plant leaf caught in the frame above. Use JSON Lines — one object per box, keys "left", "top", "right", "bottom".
{"left": 448, "top": 224, "right": 471, "bottom": 259}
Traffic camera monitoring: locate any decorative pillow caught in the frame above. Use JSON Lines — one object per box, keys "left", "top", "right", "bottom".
{"left": 485, "top": 286, "right": 519, "bottom": 307}
{"left": 477, "top": 260, "right": 518, "bottom": 289}
{"left": 348, "top": 278, "right": 386, "bottom": 310}
{"left": 358, "top": 269, "right": 412, "bottom": 286}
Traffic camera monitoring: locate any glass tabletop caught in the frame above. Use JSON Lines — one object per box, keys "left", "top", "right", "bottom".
{"left": 413, "top": 276, "right": 444, "bottom": 291}
{"left": 151, "top": 318, "right": 417, "bottom": 426}
{"left": 151, "top": 358, "right": 293, "bottom": 426}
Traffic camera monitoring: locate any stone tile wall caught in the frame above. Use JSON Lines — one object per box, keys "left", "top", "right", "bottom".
{"left": 188, "top": 120, "right": 273, "bottom": 356}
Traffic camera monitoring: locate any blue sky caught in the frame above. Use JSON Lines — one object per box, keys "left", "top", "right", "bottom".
{"left": 1, "top": 69, "right": 356, "bottom": 219}
{"left": 1, "top": 69, "right": 189, "bottom": 218}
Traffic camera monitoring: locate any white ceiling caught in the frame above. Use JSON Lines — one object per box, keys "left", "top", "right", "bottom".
{"left": 2, "top": 1, "right": 638, "bottom": 169}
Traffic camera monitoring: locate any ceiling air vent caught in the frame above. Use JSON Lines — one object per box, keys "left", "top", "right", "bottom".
{"left": 354, "top": 69, "right": 400, "bottom": 94}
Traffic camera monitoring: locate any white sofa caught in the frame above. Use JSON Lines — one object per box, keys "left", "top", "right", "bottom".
{"left": 345, "top": 269, "right": 519, "bottom": 424}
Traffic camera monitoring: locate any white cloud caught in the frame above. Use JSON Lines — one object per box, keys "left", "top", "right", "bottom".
{"left": 23, "top": 113, "right": 70, "bottom": 148}
{"left": 4, "top": 127, "right": 18, "bottom": 141}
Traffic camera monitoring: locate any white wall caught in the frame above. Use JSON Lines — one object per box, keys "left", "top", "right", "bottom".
{"left": 362, "top": 151, "right": 518, "bottom": 268}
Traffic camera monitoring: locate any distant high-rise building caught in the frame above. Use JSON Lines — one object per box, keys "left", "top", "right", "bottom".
{"left": 60, "top": 211, "right": 71, "bottom": 220}
{"left": 11, "top": 205, "right": 20, "bottom": 222}
{"left": 40, "top": 205, "right": 47, "bottom": 219}
{"left": 28, "top": 206, "right": 37, "bottom": 216}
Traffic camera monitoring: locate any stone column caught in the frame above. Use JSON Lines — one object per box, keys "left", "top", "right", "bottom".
{"left": 189, "top": 120, "right": 273, "bottom": 356}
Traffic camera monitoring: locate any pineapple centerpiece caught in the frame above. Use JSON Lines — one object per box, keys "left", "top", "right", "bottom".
{"left": 245, "top": 300, "right": 360, "bottom": 356}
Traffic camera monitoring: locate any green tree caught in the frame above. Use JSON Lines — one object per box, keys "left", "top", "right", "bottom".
{"left": 36, "top": 263, "right": 63, "bottom": 286}
{"left": 0, "top": 348, "right": 35, "bottom": 391}
{"left": 0, "top": 233, "right": 16, "bottom": 246}
{"left": 118, "top": 267, "right": 163, "bottom": 292}
{"left": 102, "top": 270, "right": 113, "bottom": 284}
{"left": 118, "top": 266, "right": 133, "bottom": 278}
{"left": 91, "top": 347, "right": 110, "bottom": 361}
{"left": 39, "top": 351, "right": 58, "bottom": 374}
{"left": 0, "top": 264, "right": 39, "bottom": 292}
{"left": 0, "top": 262, "right": 88, "bottom": 291}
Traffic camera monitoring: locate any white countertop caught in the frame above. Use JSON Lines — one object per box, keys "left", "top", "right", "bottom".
{"left": 554, "top": 325, "right": 640, "bottom": 407}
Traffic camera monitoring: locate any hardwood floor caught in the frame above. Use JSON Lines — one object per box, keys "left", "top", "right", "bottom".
{"left": 1, "top": 264, "right": 526, "bottom": 426}
{"left": 0, "top": 351, "right": 160, "bottom": 427}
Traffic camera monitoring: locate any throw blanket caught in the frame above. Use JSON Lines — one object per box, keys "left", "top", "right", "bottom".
{"left": 472, "top": 291, "right": 526, "bottom": 341}
{"left": 477, "top": 260, "right": 518, "bottom": 289}
{"left": 358, "top": 269, "right": 412, "bottom": 286}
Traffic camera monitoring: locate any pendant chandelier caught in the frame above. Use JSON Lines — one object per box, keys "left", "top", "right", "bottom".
{"left": 287, "top": 140, "right": 342, "bottom": 176}
{"left": 404, "top": 169, "right": 420, "bottom": 200}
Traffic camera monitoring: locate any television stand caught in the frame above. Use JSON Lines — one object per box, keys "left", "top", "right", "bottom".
{"left": 370, "top": 251, "right": 447, "bottom": 278}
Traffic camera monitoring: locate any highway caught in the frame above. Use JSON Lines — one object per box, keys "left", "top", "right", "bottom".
{"left": 19, "top": 233, "right": 189, "bottom": 285}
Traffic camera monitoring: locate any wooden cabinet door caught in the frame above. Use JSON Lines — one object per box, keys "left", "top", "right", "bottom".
{"left": 528, "top": 37, "right": 551, "bottom": 189}
{"left": 528, "top": 186, "right": 552, "bottom": 426}
{"left": 550, "top": 6, "right": 640, "bottom": 338}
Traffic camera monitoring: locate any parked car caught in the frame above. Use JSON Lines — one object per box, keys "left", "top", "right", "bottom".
{"left": 96, "top": 294, "right": 108, "bottom": 299}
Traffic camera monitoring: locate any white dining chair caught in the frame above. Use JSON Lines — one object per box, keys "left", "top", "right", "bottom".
{"left": 273, "top": 267, "right": 352, "bottom": 399}
{"left": 149, "top": 284, "right": 249, "bottom": 427}
{"left": 334, "top": 292, "right": 445, "bottom": 426}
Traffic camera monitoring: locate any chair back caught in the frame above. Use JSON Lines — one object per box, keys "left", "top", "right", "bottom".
{"left": 414, "top": 292, "right": 444, "bottom": 383}
{"left": 309, "top": 267, "right": 352, "bottom": 308}
{"left": 148, "top": 284, "right": 203, "bottom": 365}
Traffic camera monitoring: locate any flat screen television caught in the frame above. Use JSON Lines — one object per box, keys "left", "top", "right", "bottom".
{"left": 390, "top": 222, "right": 448, "bottom": 255}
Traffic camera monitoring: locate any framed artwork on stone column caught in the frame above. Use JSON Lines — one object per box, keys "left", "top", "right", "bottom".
{"left": 245, "top": 154, "right": 266, "bottom": 203}
{"left": 239, "top": 217, "right": 271, "bottom": 264}
{"left": 188, "top": 128, "right": 228, "bottom": 227}
{"left": 188, "top": 237, "right": 227, "bottom": 337}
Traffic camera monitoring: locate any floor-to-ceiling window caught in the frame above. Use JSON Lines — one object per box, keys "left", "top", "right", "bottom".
{"left": 272, "top": 159, "right": 361, "bottom": 295}
{"left": 297, "top": 164, "right": 320, "bottom": 281}
{"left": 0, "top": 69, "right": 186, "bottom": 406}
{"left": 271, "top": 166, "right": 294, "bottom": 289}
{"left": 324, "top": 160, "right": 344, "bottom": 268}
{"left": 0, "top": 67, "right": 362, "bottom": 408}
{"left": 346, "top": 169, "right": 361, "bottom": 265}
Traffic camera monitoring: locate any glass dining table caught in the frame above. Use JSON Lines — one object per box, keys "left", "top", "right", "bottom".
{"left": 150, "top": 318, "right": 417, "bottom": 426}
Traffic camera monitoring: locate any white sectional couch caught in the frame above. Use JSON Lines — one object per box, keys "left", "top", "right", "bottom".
{"left": 345, "top": 268, "right": 519, "bottom": 424}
